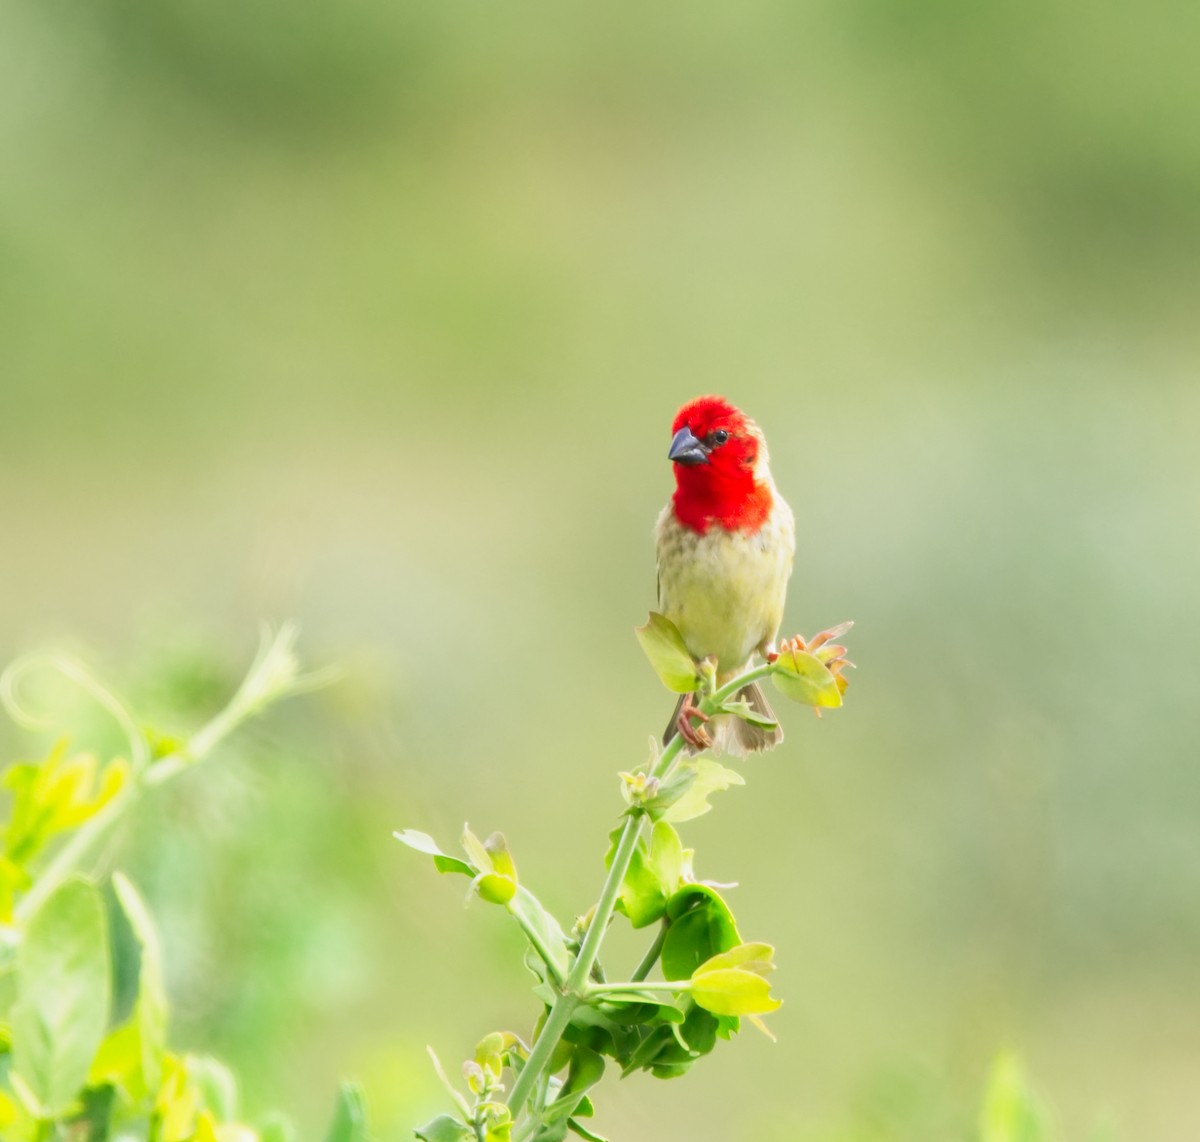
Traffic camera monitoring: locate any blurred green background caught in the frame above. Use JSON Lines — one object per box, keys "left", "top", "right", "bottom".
{"left": 2, "top": 0, "right": 1199, "bottom": 1138}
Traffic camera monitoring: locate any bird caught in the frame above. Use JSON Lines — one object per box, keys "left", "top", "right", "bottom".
{"left": 655, "top": 395, "right": 796, "bottom": 757}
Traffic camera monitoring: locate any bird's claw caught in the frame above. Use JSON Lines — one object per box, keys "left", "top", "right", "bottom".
{"left": 676, "top": 695, "right": 712, "bottom": 751}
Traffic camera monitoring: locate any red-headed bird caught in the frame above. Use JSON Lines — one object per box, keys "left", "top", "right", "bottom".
{"left": 656, "top": 396, "right": 796, "bottom": 756}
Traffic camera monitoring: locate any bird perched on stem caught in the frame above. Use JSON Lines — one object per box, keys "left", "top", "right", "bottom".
{"left": 656, "top": 396, "right": 796, "bottom": 756}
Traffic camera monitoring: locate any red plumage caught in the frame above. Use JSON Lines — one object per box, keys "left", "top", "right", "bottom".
{"left": 669, "top": 395, "right": 774, "bottom": 534}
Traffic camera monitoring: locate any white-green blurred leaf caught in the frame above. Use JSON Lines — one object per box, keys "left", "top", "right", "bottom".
{"left": 394, "top": 830, "right": 475, "bottom": 877}
{"left": 12, "top": 876, "right": 111, "bottom": 1117}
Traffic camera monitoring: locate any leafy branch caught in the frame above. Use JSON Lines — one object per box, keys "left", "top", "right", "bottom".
{"left": 396, "top": 614, "right": 855, "bottom": 1142}
{"left": 0, "top": 626, "right": 352, "bottom": 1142}
{"left": 0, "top": 624, "right": 333, "bottom": 925}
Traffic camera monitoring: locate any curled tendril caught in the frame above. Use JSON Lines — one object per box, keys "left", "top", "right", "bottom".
{"left": 0, "top": 653, "right": 150, "bottom": 774}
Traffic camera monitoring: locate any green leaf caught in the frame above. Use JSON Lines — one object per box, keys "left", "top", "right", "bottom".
{"left": 618, "top": 819, "right": 688, "bottom": 928}
{"left": 260, "top": 1112, "right": 299, "bottom": 1142}
{"left": 324, "top": 1081, "right": 369, "bottom": 1142}
{"left": 618, "top": 845, "right": 667, "bottom": 929}
{"left": 510, "top": 886, "right": 571, "bottom": 983}
{"left": 112, "top": 872, "right": 168, "bottom": 1098}
{"left": 981, "top": 1053, "right": 1055, "bottom": 1142}
{"left": 596, "top": 995, "right": 685, "bottom": 1024}
{"left": 567, "top": 1119, "right": 608, "bottom": 1142}
{"left": 74, "top": 1084, "right": 118, "bottom": 1140}
{"left": 689, "top": 968, "right": 781, "bottom": 1017}
{"left": 714, "top": 697, "right": 779, "bottom": 730}
{"left": 619, "top": 1004, "right": 721, "bottom": 1079}
{"left": 154, "top": 1053, "right": 198, "bottom": 1142}
{"left": 771, "top": 646, "right": 842, "bottom": 708}
{"left": 414, "top": 1114, "right": 473, "bottom": 1142}
{"left": 661, "top": 886, "right": 741, "bottom": 981}
{"left": 12, "top": 876, "right": 111, "bottom": 1117}
{"left": 394, "top": 830, "right": 475, "bottom": 877}
{"left": 483, "top": 1105, "right": 513, "bottom": 1142}
{"left": 635, "top": 614, "right": 700, "bottom": 694}
{"left": 658, "top": 759, "right": 744, "bottom": 824}
{"left": 648, "top": 822, "right": 684, "bottom": 893}
{"left": 188, "top": 1055, "right": 239, "bottom": 1122}
{"left": 638, "top": 766, "right": 698, "bottom": 817}
{"left": 542, "top": 1047, "right": 605, "bottom": 1128}
{"left": 692, "top": 941, "right": 775, "bottom": 978}
{"left": 88, "top": 1022, "right": 144, "bottom": 1098}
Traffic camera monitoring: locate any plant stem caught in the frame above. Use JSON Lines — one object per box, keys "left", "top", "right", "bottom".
{"left": 506, "top": 811, "right": 644, "bottom": 1113}
{"left": 506, "top": 991, "right": 580, "bottom": 1115}
{"left": 649, "top": 662, "right": 775, "bottom": 786}
{"left": 504, "top": 659, "right": 778, "bottom": 1121}
{"left": 587, "top": 981, "right": 687, "bottom": 996}
{"left": 567, "top": 816, "right": 642, "bottom": 993}
{"left": 630, "top": 922, "right": 667, "bottom": 983}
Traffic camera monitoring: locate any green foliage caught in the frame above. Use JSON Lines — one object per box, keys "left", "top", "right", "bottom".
{"left": 634, "top": 613, "right": 701, "bottom": 694}
{"left": 771, "top": 644, "right": 844, "bottom": 708}
{"left": 396, "top": 622, "right": 858, "bottom": 1138}
{"left": 11, "top": 876, "right": 110, "bottom": 1118}
{"left": 324, "top": 1083, "right": 369, "bottom": 1142}
{"left": 689, "top": 943, "right": 781, "bottom": 1018}
{"left": 0, "top": 619, "right": 1088, "bottom": 1142}
{"left": 0, "top": 629, "right": 337, "bottom": 1142}
{"left": 980, "top": 1053, "right": 1057, "bottom": 1142}
{"left": 0, "top": 743, "right": 127, "bottom": 923}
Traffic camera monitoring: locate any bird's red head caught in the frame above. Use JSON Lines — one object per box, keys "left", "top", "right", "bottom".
{"left": 667, "top": 395, "right": 774, "bottom": 534}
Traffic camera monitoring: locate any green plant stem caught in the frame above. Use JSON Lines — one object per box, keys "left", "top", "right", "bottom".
{"left": 630, "top": 922, "right": 667, "bottom": 982}
{"left": 568, "top": 815, "right": 642, "bottom": 992}
{"left": 650, "top": 663, "right": 775, "bottom": 786}
{"left": 506, "top": 812, "right": 644, "bottom": 1114}
{"left": 507, "top": 991, "right": 581, "bottom": 1115}
{"left": 587, "top": 981, "right": 687, "bottom": 996}
{"left": 504, "top": 659, "right": 778, "bottom": 1122}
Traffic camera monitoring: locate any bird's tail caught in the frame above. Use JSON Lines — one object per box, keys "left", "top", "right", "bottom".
{"left": 663, "top": 681, "right": 784, "bottom": 759}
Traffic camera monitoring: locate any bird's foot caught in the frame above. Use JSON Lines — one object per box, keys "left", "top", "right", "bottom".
{"left": 676, "top": 695, "right": 712, "bottom": 751}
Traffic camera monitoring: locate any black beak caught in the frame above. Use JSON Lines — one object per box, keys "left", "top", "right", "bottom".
{"left": 668, "top": 426, "right": 709, "bottom": 465}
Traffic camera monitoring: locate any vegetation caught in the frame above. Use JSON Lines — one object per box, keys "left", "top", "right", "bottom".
{"left": 0, "top": 623, "right": 1065, "bottom": 1141}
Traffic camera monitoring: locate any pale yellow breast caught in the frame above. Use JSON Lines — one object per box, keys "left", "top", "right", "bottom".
{"left": 655, "top": 497, "right": 795, "bottom": 678}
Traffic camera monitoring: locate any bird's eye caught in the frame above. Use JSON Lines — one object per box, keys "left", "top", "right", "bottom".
{"left": 710, "top": 429, "right": 730, "bottom": 446}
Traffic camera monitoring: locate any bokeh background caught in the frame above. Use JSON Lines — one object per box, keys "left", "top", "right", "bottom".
{"left": 3, "top": 0, "right": 1199, "bottom": 1138}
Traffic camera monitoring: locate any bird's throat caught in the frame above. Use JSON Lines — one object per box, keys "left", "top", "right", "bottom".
{"left": 672, "top": 472, "right": 774, "bottom": 534}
